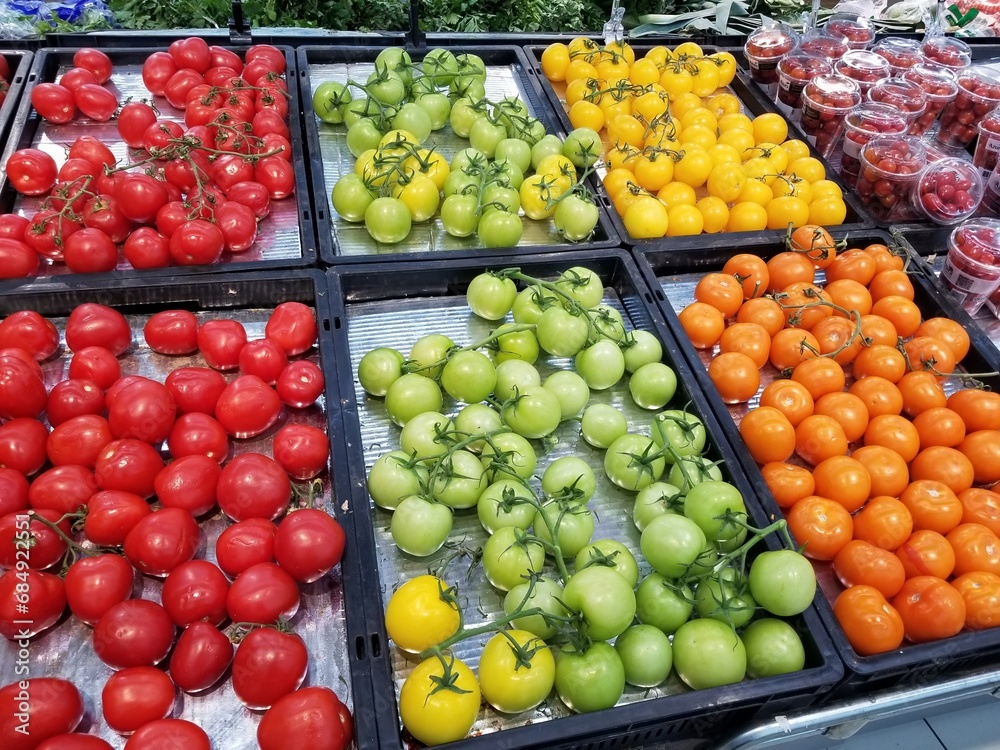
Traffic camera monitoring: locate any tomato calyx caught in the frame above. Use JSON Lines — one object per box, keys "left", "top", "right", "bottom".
{"left": 26, "top": 509, "right": 113, "bottom": 570}
{"left": 228, "top": 617, "right": 295, "bottom": 644}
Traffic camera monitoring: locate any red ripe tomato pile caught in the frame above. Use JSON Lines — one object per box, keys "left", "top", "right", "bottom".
{"left": 0, "top": 300, "right": 354, "bottom": 750}
{"left": 678, "top": 227, "right": 1000, "bottom": 657}
{"left": 1, "top": 39, "right": 296, "bottom": 277}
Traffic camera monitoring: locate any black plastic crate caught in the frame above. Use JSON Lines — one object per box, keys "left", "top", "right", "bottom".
{"left": 326, "top": 249, "right": 842, "bottom": 749}
{"left": 0, "top": 268, "right": 379, "bottom": 749}
{"left": 0, "top": 45, "right": 317, "bottom": 283}
{"left": 522, "top": 43, "right": 874, "bottom": 250}
{"left": 633, "top": 232, "right": 1000, "bottom": 698}
{"left": 297, "top": 44, "right": 620, "bottom": 264}
{"left": 0, "top": 50, "right": 31, "bottom": 148}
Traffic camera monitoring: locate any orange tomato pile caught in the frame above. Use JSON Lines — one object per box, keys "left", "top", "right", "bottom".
{"left": 539, "top": 39, "right": 849, "bottom": 236}
{"left": 677, "top": 225, "right": 1000, "bottom": 656}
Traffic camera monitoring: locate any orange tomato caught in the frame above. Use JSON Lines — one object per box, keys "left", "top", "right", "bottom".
{"left": 825, "top": 247, "right": 877, "bottom": 286}
{"left": 900, "top": 479, "right": 964, "bottom": 535}
{"left": 953, "top": 571, "right": 1000, "bottom": 630}
{"left": 814, "top": 391, "right": 869, "bottom": 443}
{"left": 708, "top": 351, "right": 760, "bottom": 404}
{"left": 722, "top": 253, "right": 770, "bottom": 300}
{"left": 766, "top": 251, "right": 815, "bottom": 293}
{"left": 898, "top": 371, "right": 947, "bottom": 417}
{"left": 739, "top": 406, "right": 796, "bottom": 464}
{"left": 947, "top": 523, "right": 1000, "bottom": 577}
{"left": 870, "top": 295, "right": 921, "bottom": 339}
{"left": 719, "top": 322, "right": 771, "bottom": 368}
{"left": 787, "top": 495, "right": 854, "bottom": 560}
{"left": 914, "top": 318, "right": 970, "bottom": 363}
{"left": 791, "top": 357, "right": 846, "bottom": 401}
{"left": 948, "top": 389, "right": 1000, "bottom": 432}
{"left": 912, "top": 407, "right": 967, "bottom": 450}
{"left": 852, "top": 445, "right": 910, "bottom": 499}
{"left": 769, "top": 328, "right": 820, "bottom": 372}
{"left": 788, "top": 224, "right": 838, "bottom": 269}
{"left": 834, "top": 540, "right": 906, "bottom": 598}
{"left": 895, "top": 529, "right": 956, "bottom": 579}
{"left": 759, "top": 379, "right": 815, "bottom": 427}
{"left": 859, "top": 314, "right": 899, "bottom": 347}
{"left": 849, "top": 376, "right": 904, "bottom": 418}
{"left": 863, "top": 243, "right": 905, "bottom": 273}
{"left": 761, "top": 461, "right": 815, "bottom": 509}
{"left": 903, "top": 336, "right": 957, "bottom": 379}
{"left": 893, "top": 576, "right": 966, "bottom": 643}
{"left": 678, "top": 302, "right": 725, "bottom": 349}
{"left": 852, "top": 344, "right": 907, "bottom": 383}
{"left": 958, "top": 430, "right": 1000, "bottom": 485}
{"left": 780, "top": 281, "right": 833, "bottom": 330}
{"left": 959, "top": 487, "right": 1000, "bottom": 538}
{"left": 736, "top": 297, "right": 785, "bottom": 337}
{"left": 810, "top": 316, "right": 863, "bottom": 365}
{"left": 813, "top": 455, "right": 872, "bottom": 512}
{"left": 795, "top": 414, "right": 849, "bottom": 466}
{"left": 834, "top": 584, "right": 904, "bottom": 655}
{"left": 853, "top": 496, "right": 913, "bottom": 551}
{"left": 910, "top": 446, "right": 975, "bottom": 494}
{"left": 824, "top": 279, "right": 873, "bottom": 318}
{"left": 694, "top": 272, "right": 747, "bottom": 319}
{"left": 869, "top": 270, "right": 915, "bottom": 302}
{"left": 864, "top": 414, "right": 921, "bottom": 463}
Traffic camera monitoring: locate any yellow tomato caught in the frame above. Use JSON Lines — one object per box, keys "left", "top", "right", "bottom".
{"left": 680, "top": 107, "right": 718, "bottom": 132}
{"left": 708, "top": 144, "right": 741, "bottom": 167}
{"left": 691, "top": 63, "right": 721, "bottom": 97}
{"left": 607, "top": 114, "right": 646, "bottom": 148}
{"left": 565, "top": 58, "right": 600, "bottom": 83}
{"left": 710, "top": 52, "right": 738, "bottom": 87}
{"left": 396, "top": 174, "right": 440, "bottom": 222}
{"left": 607, "top": 142, "right": 641, "bottom": 171}
{"left": 666, "top": 203, "right": 704, "bottom": 236}
{"left": 569, "top": 100, "right": 605, "bottom": 131}
{"left": 541, "top": 43, "right": 571, "bottom": 81}
{"left": 479, "top": 630, "right": 555, "bottom": 714}
{"left": 810, "top": 179, "right": 843, "bottom": 201}
{"left": 596, "top": 58, "right": 630, "bottom": 81}
{"left": 399, "top": 655, "right": 480, "bottom": 746}
{"left": 380, "top": 129, "right": 419, "bottom": 148}
{"left": 536, "top": 154, "right": 576, "bottom": 178}
{"left": 673, "top": 41, "right": 704, "bottom": 59}
{"left": 738, "top": 178, "right": 774, "bottom": 206}
{"left": 780, "top": 138, "right": 811, "bottom": 164}
{"left": 766, "top": 195, "right": 810, "bottom": 230}
{"left": 613, "top": 183, "right": 647, "bottom": 216}
{"left": 633, "top": 152, "right": 675, "bottom": 192}
{"left": 659, "top": 67, "right": 694, "bottom": 98}
{"left": 385, "top": 575, "right": 461, "bottom": 653}
{"left": 772, "top": 175, "right": 813, "bottom": 204}
{"left": 673, "top": 148, "right": 713, "bottom": 188}
{"left": 743, "top": 156, "right": 777, "bottom": 185}
{"left": 707, "top": 163, "right": 746, "bottom": 203}
{"left": 718, "top": 128, "right": 755, "bottom": 154}
{"left": 752, "top": 113, "right": 789, "bottom": 146}
{"left": 760, "top": 142, "right": 789, "bottom": 175}
{"left": 521, "top": 174, "right": 562, "bottom": 219}
{"left": 565, "top": 77, "right": 598, "bottom": 107}
{"left": 706, "top": 92, "right": 741, "bottom": 118}
{"left": 624, "top": 195, "right": 669, "bottom": 238}
{"left": 719, "top": 113, "right": 754, "bottom": 134}
{"left": 568, "top": 37, "right": 601, "bottom": 59}
{"left": 697, "top": 196, "right": 730, "bottom": 234}
{"left": 600, "top": 96, "right": 632, "bottom": 121}
{"left": 416, "top": 148, "right": 449, "bottom": 190}
{"left": 678, "top": 124, "right": 717, "bottom": 151}
{"left": 644, "top": 46, "right": 670, "bottom": 69}
{"left": 632, "top": 90, "right": 669, "bottom": 122}
{"left": 657, "top": 181, "right": 697, "bottom": 209}
{"left": 355, "top": 148, "right": 377, "bottom": 177}
{"left": 670, "top": 92, "right": 704, "bottom": 119}
{"left": 809, "top": 196, "right": 848, "bottom": 226}
{"left": 603, "top": 167, "right": 635, "bottom": 197}
{"left": 786, "top": 156, "right": 826, "bottom": 183}
{"left": 727, "top": 201, "right": 769, "bottom": 232}
{"left": 606, "top": 40, "right": 635, "bottom": 66}
{"left": 630, "top": 58, "right": 661, "bottom": 86}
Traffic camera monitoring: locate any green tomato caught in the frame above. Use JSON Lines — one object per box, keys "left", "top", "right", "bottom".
{"left": 366, "top": 68, "right": 406, "bottom": 106}
{"left": 562, "top": 566, "right": 636, "bottom": 641}
{"left": 477, "top": 479, "right": 537, "bottom": 534}
{"left": 431, "top": 449, "right": 488, "bottom": 509}
{"left": 399, "top": 411, "right": 454, "bottom": 461}
{"left": 533, "top": 502, "right": 595, "bottom": 558}
{"left": 367, "top": 450, "right": 429, "bottom": 510}
{"left": 391, "top": 102, "right": 432, "bottom": 143}
{"left": 536, "top": 306, "right": 589, "bottom": 357}
{"left": 589, "top": 304, "right": 626, "bottom": 343}
{"left": 494, "top": 359, "right": 541, "bottom": 402}
{"left": 563, "top": 127, "right": 602, "bottom": 168}
{"left": 450, "top": 146, "right": 486, "bottom": 174}
{"left": 623, "top": 330, "right": 663, "bottom": 373}
{"left": 684, "top": 480, "right": 747, "bottom": 544}
{"left": 495, "top": 96, "right": 529, "bottom": 134}
{"left": 422, "top": 49, "right": 459, "bottom": 86}
{"left": 556, "top": 266, "right": 604, "bottom": 308}
{"left": 469, "top": 116, "right": 508, "bottom": 159}
{"left": 490, "top": 158, "right": 525, "bottom": 190}
{"left": 554, "top": 195, "right": 600, "bottom": 242}
{"left": 493, "top": 325, "right": 540, "bottom": 365}
{"left": 440, "top": 194, "right": 480, "bottom": 238}
{"left": 495, "top": 138, "right": 532, "bottom": 174}
{"left": 641, "top": 513, "right": 707, "bottom": 579}
{"left": 443, "top": 168, "right": 480, "bottom": 198}
{"left": 742, "top": 618, "right": 806, "bottom": 678}
{"left": 635, "top": 573, "right": 693, "bottom": 634}
{"left": 375, "top": 47, "right": 413, "bottom": 84}
{"left": 574, "top": 340, "right": 626, "bottom": 391}
{"left": 390, "top": 495, "right": 453, "bottom": 556}
{"left": 415, "top": 92, "right": 451, "bottom": 130}
{"left": 409, "top": 75, "right": 437, "bottom": 96}
{"left": 357, "top": 346, "right": 403, "bottom": 396}
{"left": 364, "top": 197, "right": 411, "bottom": 244}
{"left": 672, "top": 618, "right": 747, "bottom": 690}
{"left": 542, "top": 370, "right": 590, "bottom": 420}
{"left": 481, "top": 184, "right": 521, "bottom": 215}
{"left": 531, "top": 134, "right": 564, "bottom": 170}
{"left": 555, "top": 642, "right": 625, "bottom": 714}
{"left": 604, "top": 433, "right": 666, "bottom": 491}
{"left": 651, "top": 409, "right": 707, "bottom": 461}
{"left": 695, "top": 567, "right": 756, "bottom": 629}
{"left": 346, "top": 119, "right": 384, "bottom": 159}
{"left": 574, "top": 539, "right": 639, "bottom": 587}
{"left": 541, "top": 456, "right": 596, "bottom": 504}
{"left": 632, "top": 481, "right": 683, "bottom": 532}
{"left": 482, "top": 526, "right": 545, "bottom": 591}
{"left": 385, "top": 374, "right": 443, "bottom": 427}
{"left": 331, "top": 171, "right": 374, "bottom": 224}
{"left": 449, "top": 98, "right": 481, "bottom": 138}
{"left": 466, "top": 272, "right": 517, "bottom": 321}
{"left": 440, "top": 350, "right": 497, "bottom": 404}
{"left": 511, "top": 286, "right": 557, "bottom": 325}
{"left": 668, "top": 456, "right": 723, "bottom": 492}
{"left": 504, "top": 577, "right": 567, "bottom": 639}
{"left": 312, "top": 81, "right": 351, "bottom": 124}
{"left": 480, "top": 431, "right": 537, "bottom": 482}
{"left": 615, "top": 624, "right": 672, "bottom": 688}
{"left": 502, "top": 386, "right": 561, "bottom": 439}
{"left": 453, "top": 403, "right": 502, "bottom": 453}
{"left": 341, "top": 96, "right": 381, "bottom": 128}
{"left": 451, "top": 77, "right": 486, "bottom": 101}
{"left": 581, "top": 403, "right": 628, "bottom": 449}
{"left": 477, "top": 210, "right": 523, "bottom": 249}
{"left": 749, "top": 550, "right": 817, "bottom": 617}
{"left": 409, "top": 334, "right": 455, "bottom": 380}
{"left": 629, "top": 362, "right": 678, "bottom": 410}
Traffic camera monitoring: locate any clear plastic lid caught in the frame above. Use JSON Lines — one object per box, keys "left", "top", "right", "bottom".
{"left": 826, "top": 13, "right": 876, "bottom": 48}
{"left": 845, "top": 103, "right": 909, "bottom": 135}
{"left": 902, "top": 62, "right": 959, "bottom": 101}
{"left": 777, "top": 52, "right": 832, "bottom": 83}
{"left": 948, "top": 219, "right": 1000, "bottom": 269}
{"left": 861, "top": 134, "right": 928, "bottom": 179}
{"left": 913, "top": 159, "right": 984, "bottom": 225}
{"left": 872, "top": 37, "right": 924, "bottom": 72}
{"left": 921, "top": 36, "right": 973, "bottom": 70}
{"left": 867, "top": 78, "right": 928, "bottom": 117}
{"left": 957, "top": 69, "right": 1000, "bottom": 104}
{"left": 979, "top": 110, "right": 1000, "bottom": 137}
{"left": 744, "top": 23, "right": 800, "bottom": 60}
{"left": 799, "top": 29, "right": 851, "bottom": 60}
{"left": 835, "top": 50, "right": 891, "bottom": 88}
{"left": 802, "top": 72, "right": 863, "bottom": 111}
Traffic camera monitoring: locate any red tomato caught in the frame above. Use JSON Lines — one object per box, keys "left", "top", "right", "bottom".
{"left": 0, "top": 348, "right": 42, "bottom": 379}
{"left": 123, "top": 508, "right": 200, "bottom": 578}
{"left": 169, "top": 219, "right": 225, "bottom": 266}
{"left": 5, "top": 148, "right": 57, "bottom": 196}
{"left": 65, "top": 302, "right": 131, "bottom": 356}
{"left": 23, "top": 210, "right": 80, "bottom": 262}
{"left": 215, "top": 518, "right": 277, "bottom": 577}
{"left": 154, "top": 454, "right": 222, "bottom": 516}
{"left": 0, "top": 678, "right": 84, "bottom": 749}
{"left": 231, "top": 627, "right": 308, "bottom": 709}
{"left": 65, "top": 553, "right": 134, "bottom": 625}
{"left": 164, "top": 367, "right": 227, "bottom": 416}
{"left": 273, "top": 424, "right": 328, "bottom": 481}
{"left": 0, "top": 417, "right": 48, "bottom": 475}
{"left": 67, "top": 135, "right": 115, "bottom": 171}
{"left": 0, "top": 239, "right": 38, "bottom": 278}
{"left": 144, "top": 310, "right": 199, "bottom": 355}
{"left": 108, "top": 379, "right": 177, "bottom": 444}
{"left": 276, "top": 360, "right": 325, "bottom": 408}
{"left": 165, "top": 413, "right": 229, "bottom": 463}
{"left": 215, "top": 201, "right": 258, "bottom": 253}
{"left": 275, "top": 509, "right": 345, "bottom": 583}
{"left": 210, "top": 45, "right": 243, "bottom": 72}
{"left": 102, "top": 667, "right": 176, "bottom": 735}
{"left": 123, "top": 719, "right": 210, "bottom": 750}
{"left": 254, "top": 156, "right": 295, "bottom": 199}
{"left": 67, "top": 346, "right": 120, "bottom": 390}
{"left": 124, "top": 227, "right": 171, "bottom": 270}
{"left": 28, "top": 465, "right": 98, "bottom": 514}
{"left": 46, "top": 414, "right": 113, "bottom": 468}
{"left": 142, "top": 53, "right": 178, "bottom": 95}
{"left": 0, "top": 311, "right": 59, "bottom": 360}
{"left": 0, "top": 355, "right": 47, "bottom": 419}
{"left": 117, "top": 174, "right": 169, "bottom": 224}
{"left": 38, "top": 735, "right": 113, "bottom": 750}
{"left": 118, "top": 101, "right": 158, "bottom": 147}
{"left": 215, "top": 375, "right": 282, "bottom": 439}
{"left": 0, "top": 214, "right": 29, "bottom": 240}
{"left": 31, "top": 83, "right": 76, "bottom": 124}
{"left": 227, "top": 562, "right": 299, "bottom": 625}
{"left": 74, "top": 84, "right": 118, "bottom": 122}
{"left": 94, "top": 439, "right": 165, "bottom": 499}
{"left": 266, "top": 302, "right": 318, "bottom": 356}
{"left": 82, "top": 195, "right": 132, "bottom": 244}
{"left": 169, "top": 38, "right": 211, "bottom": 74}
{"left": 168, "top": 620, "right": 234, "bottom": 693}
{"left": 0, "top": 469, "right": 29, "bottom": 516}
{"left": 238, "top": 339, "right": 287, "bottom": 384}
{"left": 83, "top": 490, "right": 151, "bottom": 546}
{"left": 93, "top": 599, "right": 175, "bottom": 669}
{"left": 73, "top": 48, "right": 113, "bottom": 83}
{"left": 163, "top": 69, "right": 206, "bottom": 109}
{"left": 196, "top": 319, "right": 247, "bottom": 371}
{"left": 161, "top": 559, "right": 230, "bottom": 626}
{"left": 59, "top": 67, "right": 99, "bottom": 92}
{"left": 227, "top": 180, "right": 271, "bottom": 218}
{"left": 0, "top": 509, "right": 69, "bottom": 570}
{"left": 217, "top": 453, "right": 291, "bottom": 522}
{"left": 257, "top": 687, "right": 354, "bottom": 750}
{"left": 0, "top": 568, "right": 66, "bottom": 638}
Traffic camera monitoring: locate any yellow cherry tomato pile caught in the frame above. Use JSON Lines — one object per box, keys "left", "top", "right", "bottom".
{"left": 540, "top": 39, "right": 849, "bottom": 237}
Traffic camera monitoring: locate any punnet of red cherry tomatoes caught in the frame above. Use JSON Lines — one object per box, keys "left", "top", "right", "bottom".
{"left": 1, "top": 40, "right": 296, "bottom": 277}
{"left": 0, "top": 298, "right": 354, "bottom": 750}
{"left": 677, "top": 225, "right": 1000, "bottom": 657}
{"left": 539, "top": 39, "right": 848, "bottom": 237}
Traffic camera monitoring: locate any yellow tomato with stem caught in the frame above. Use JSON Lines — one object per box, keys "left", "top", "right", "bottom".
{"left": 727, "top": 201, "right": 769, "bottom": 232}
{"left": 786, "top": 156, "right": 826, "bottom": 183}
{"left": 673, "top": 41, "right": 704, "bottom": 59}
{"left": 667, "top": 203, "right": 704, "bottom": 236}
{"left": 606, "top": 40, "right": 635, "bottom": 66}
{"left": 673, "top": 148, "right": 714, "bottom": 188}
{"left": 603, "top": 167, "right": 635, "bottom": 197}
{"left": 414, "top": 148, "right": 449, "bottom": 190}
{"left": 706, "top": 92, "right": 741, "bottom": 118}
{"left": 743, "top": 156, "right": 777, "bottom": 185}
{"left": 766, "top": 195, "right": 810, "bottom": 229}
{"left": 597, "top": 57, "right": 630, "bottom": 81}
{"left": 644, "top": 46, "right": 670, "bottom": 69}
{"left": 399, "top": 654, "right": 481, "bottom": 746}
{"left": 772, "top": 175, "right": 813, "bottom": 204}
{"left": 707, "top": 162, "right": 747, "bottom": 203}
{"left": 521, "top": 174, "right": 561, "bottom": 219}
{"left": 541, "top": 43, "right": 571, "bottom": 81}
{"left": 632, "top": 91, "right": 669, "bottom": 122}
{"left": 568, "top": 37, "right": 600, "bottom": 58}
{"left": 633, "top": 152, "right": 676, "bottom": 191}
{"left": 607, "top": 142, "right": 641, "bottom": 171}
{"left": 569, "top": 100, "right": 605, "bottom": 131}
{"left": 691, "top": 63, "right": 721, "bottom": 97}
{"left": 657, "top": 182, "right": 697, "bottom": 209}
{"left": 660, "top": 67, "right": 694, "bottom": 98}
{"left": 613, "top": 182, "right": 651, "bottom": 215}
{"left": 697, "top": 196, "right": 730, "bottom": 233}
{"left": 600, "top": 96, "right": 632, "bottom": 121}
{"left": 565, "top": 77, "right": 598, "bottom": 107}
{"left": 710, "top": 52, "right": 738, "bottom": 86}
{"left": 395, "top": 174, "right": 440, "bottom": 222}
{"left": 752, "top": 113, "right": 789, "bottom": 146}
{"left": 755, "top": 142, "right": 789, "bottom": 174}
{"left": 479, "top": 630, "right": 555, "bottom": 714}
{"left": 670, "top": 92, "right": 704, "bottom": 119}
{"left": 624, "top": 195, "right": 669, "bottom": 238}
{"left": 385, "top": 575, "right": 461, "bottom": 653}
{"left": 738, "top": 178, "right": 774, "bottom": 206}
{"left": 355, "top": 148, "right": 377, "bottom": 177}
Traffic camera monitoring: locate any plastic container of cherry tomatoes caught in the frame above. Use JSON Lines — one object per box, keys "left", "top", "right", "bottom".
{"left": 834, "top": 50, "right": 891, "bottom": 97}
{"left": 775, "top": 52, "right": 833, "bottom": 117}
{"left": 936, "top": 68, "right": 1000, "bottom": 149}
{"left": 921, "top": 36, "right": 973, "bottom": 71}
{"left": 902, "top": 62, "right": 960, "bottom": 136}
{"left": 744, "top": 23, "right": 800, "bottom": 91}
{"left": 855, "top": 134, "right": 928, "bottom": 221}
{"left": 872, "top": 37, "right": 925, "bottom": 74}
{"left": 826, "top": 13, "right": 876, "bottom": 49}
{"left": 942, "top": 218, "right": 1000, "bottom": 314}
{"left": 911, "top": 158, "right": 984, "bottom": 225}
{"left": 984, "top": 160, "right": 1000, "bottom": 216}
{"left": 799, "top": 29, "right": 851, "bottom": 60}
{"left": 973, "top": 110, "right": 1000, "bottom": 175}
{"left": 867, "top": 77, "right": 928, "bottom": 124}
{"left": 800, "top": 73, "right": 863, "bottom": 159}
{"left": 840, "top": 104, "right": 909, "bottom": 187}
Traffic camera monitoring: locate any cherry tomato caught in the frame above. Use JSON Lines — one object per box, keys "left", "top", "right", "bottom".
{"left": 101, "top": 666, "right": 176, "bottom": 735}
